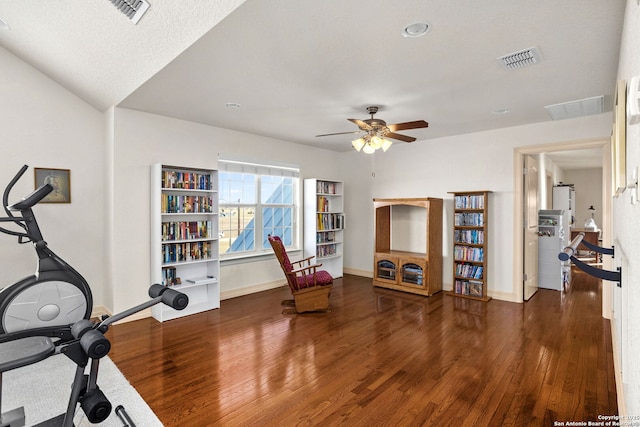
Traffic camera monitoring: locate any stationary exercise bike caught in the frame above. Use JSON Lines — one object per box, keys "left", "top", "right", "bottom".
{"left": 0, "top": 165, "right": 189, "bottom": 426}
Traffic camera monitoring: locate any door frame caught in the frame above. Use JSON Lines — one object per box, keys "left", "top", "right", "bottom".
{"left": 512, "top": 137, "right": 613, "bottom": 317}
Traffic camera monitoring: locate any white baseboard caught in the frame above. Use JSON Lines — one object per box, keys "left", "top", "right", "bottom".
{"left": 610, "top": 318, "right": 626, "bottom": 416}
{"left": 92, "top": 305, "right": 152, "bottom": 324}
{"left": 221, "top": 280, "right": 287, "bottom": 300}
{"left": 343, "top": 268, "right": 372, "bottom": 278}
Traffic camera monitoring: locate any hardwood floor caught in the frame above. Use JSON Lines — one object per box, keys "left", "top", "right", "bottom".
{"left": 107, "top": 270, "right": 617, "bottom": 426}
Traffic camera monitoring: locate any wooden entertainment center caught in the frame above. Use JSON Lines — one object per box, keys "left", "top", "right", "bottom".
{"left": 372, "top": 198, "right": 443, "bottom": 296}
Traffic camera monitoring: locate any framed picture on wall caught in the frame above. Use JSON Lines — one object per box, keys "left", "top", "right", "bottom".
{"left": 613, "top": 79, "right": 626, "bottom": 197}
{"left": 34, "top": 168, "right": 71, "bottom": 203}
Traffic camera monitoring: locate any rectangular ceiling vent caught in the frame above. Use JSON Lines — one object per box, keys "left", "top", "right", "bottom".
{"left": 544, "top": 95, "right": 605, "bottom": 121}
{"left": 108, "top": 0, "right": 150, "bottom": 25}
{"left": 497, "top": 47, "right": 542, "bottom": 70}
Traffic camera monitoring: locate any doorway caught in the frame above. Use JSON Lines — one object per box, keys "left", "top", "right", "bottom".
{"left": 513, "top": 139, "right": 613, "bottom": 317}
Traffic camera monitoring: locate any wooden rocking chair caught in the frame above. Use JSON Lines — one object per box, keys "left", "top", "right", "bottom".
{"left": 267, "top": 235, "right": 333, "bottom": 313}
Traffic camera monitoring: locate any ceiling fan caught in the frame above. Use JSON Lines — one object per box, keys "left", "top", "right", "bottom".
{"left": 316, "top": 106, "right": 429, "bottom": 153}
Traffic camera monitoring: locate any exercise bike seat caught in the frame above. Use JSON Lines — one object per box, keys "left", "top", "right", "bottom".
{"left": 0, "top": 336, "right": 54, "bottom": 373}
{"left": 7, "top": 184, "right": 53, "bottom": 212}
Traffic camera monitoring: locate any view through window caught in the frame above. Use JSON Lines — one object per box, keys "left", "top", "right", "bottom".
{"left": 218, "top": 158, "right": 300, "bottom": 258}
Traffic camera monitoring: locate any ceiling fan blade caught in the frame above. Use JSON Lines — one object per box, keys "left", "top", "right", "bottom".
{"left": 316, "top": 130, "right": 362, "bottom": 137}
{"left": 387, "top": 120, "right": 429, "bottom": 132}
{"left": 385, "top": 132, "right": 416, "bottom": 143}
{"left": 348, "top": 118, "right": 372, "bottom": 130}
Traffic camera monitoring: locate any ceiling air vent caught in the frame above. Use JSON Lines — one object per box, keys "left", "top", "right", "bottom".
{"left": 108, "top": 0, "right": 150, "bottom": 25}
{"left": 497, "top": 47, "right": 542, "bottom": 70}
{"left": 544, "top": 96, "right": 604, "bottom": 121}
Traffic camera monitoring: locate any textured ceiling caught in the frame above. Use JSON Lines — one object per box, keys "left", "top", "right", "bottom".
{"left": 0, "top": 0, "right": 247, "bottom": 110}
{"left": 0, "top": 0, "right": 626, "bottom": 164}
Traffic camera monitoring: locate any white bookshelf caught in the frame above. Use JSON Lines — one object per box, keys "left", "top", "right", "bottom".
{"left": 303, "top": 179, "right": 344, "bottom": 278}
{"left": 150, "top": 163, "right": 220, "bottom": 321}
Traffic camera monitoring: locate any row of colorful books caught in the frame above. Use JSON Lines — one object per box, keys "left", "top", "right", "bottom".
{"left": 453, "top": 280, "right": 483, "bottom": 297}
{"left": 161, "top": 195, "right": 214, "bottom": 214}
{"left": 454, "top": 245, "right": 484, "bottom": 262}
{"left": 161, "top": 170, "right": 212, "bottom": 190}
{"left": 454, "top": 279, "right": 483, "bottom": 297}
{"left": 454, "top": 262, "right": 484, "bottom": 279}
{"left": 161, "top": 267, "right": 178, "bottom": 286}
{"left": 317, "top": 213, "right": 344, "bottom": 230}
{"left": 316, "top": 181, "right": 340, "bottom": 195}
{"left": 454, "top": 212, "right": 484, "bottom": 226}
{"left": 162, "top": 241, "right": 213, "bottom": 264}
{"left": 161, "top": 221, "right": 212, "bottom": 241}
{"left": 316, "top": 230, "right": 337, "bottom": 243}
{"left": 316, "top": 243, "right": 338, "bottom": 258}
{"left": 454, "top": 195, "right": 485, "bottom": 209}
{"left": 316, "top": 195, "right": 335, "bottom": 212}
{"left": 454, "top": 229, "right": 485, "bottom": 244}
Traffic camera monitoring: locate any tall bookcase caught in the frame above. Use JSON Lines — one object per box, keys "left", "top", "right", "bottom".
{"left": 150, "top": 163, "right": 220, "bottom": 321}
{"left": 448, "top": 191, "right": 491, "bottom": 301}
{"left": 372, "top": 198, "right": 443, "bottom": 296}
{"left": 303, "top": 179, "right": 344, "bottom": 278}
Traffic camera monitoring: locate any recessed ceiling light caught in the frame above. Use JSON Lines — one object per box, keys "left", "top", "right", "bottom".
{"left": 402, "top": 22, "right": 430, "bottom": 38}
{"left": 225, "top": 103, "right": 241, "bottom": 109}
{"left": 0, "top": 17, "right": 10, "bottom": 30}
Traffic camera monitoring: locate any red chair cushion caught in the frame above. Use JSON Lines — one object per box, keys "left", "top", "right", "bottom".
{"left": 296, "top": 270, "right": 333, "bottom": 289}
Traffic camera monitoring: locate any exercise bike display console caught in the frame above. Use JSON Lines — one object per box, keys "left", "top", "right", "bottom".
{"left": 0, "top": 166, "right": 189, "bottom": 426}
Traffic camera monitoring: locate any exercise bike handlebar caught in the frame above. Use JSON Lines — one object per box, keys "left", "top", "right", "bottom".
{"left": 0, "top": 165, "right": 53, "bottom": 239}
{"left": 2, "top": 164, "right": 29, "bottom": 217}
{"left": 8, "top": 183, "right": 53, "bottom": 211}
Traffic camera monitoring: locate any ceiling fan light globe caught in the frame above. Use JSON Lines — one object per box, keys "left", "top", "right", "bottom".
{"left": 362, "top": 143, "right": 376, "bottom": 154}
{"left": 370, "top": 135, "right": 383, "bottom": 149}
{"left": 352, "top": 138, "right": 365, "bottom": 151}
{"left": 381, "top": 138, "right": 393, "bottom": 152}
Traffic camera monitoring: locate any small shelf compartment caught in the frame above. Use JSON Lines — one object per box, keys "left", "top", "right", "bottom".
{"left": 375, "top": 254, "right": 398, "bottom": 284}
{"left": 401, "top": 262, "right": 424, "bottom": 286}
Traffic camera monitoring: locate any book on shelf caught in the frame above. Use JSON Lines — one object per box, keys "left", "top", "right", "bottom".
{"left": 455, "top": 262, "right": 483, "bottom": 279}
{"left": 454, "top": 279, "right": 483, "bottom": 297}
{"left": 162, "top": 220, "right": 213, "bottom": 241}
{"left": 469, "top": 280, "right": 483, "bottom": 297}
{"left": 161, "top": 195, "right": 213, "bottom": 214}
{"left": 454, "top": 245, "right": 484, "bottom": 262}
{"left": 454, "top": 195, "right": 485, "bottom": 209}
{"left": 162, "top": 241, "right": 212, "bottom": 264}
{"left": 162, "top": 170, "right": 212, "bottom": 190}
{"left": 454, "top": 229, "right": 484, "bottom": 244}
{"left": 316, "top": 244, "right": 337, "bottom": 258}
{"left": 454, "top": 212, "right": 484, "bottom": 226}
{"left": 316, "top": 181, "right": 339, "bottom": 194}
{"left": 316, "top": 213, "right": 344, "bottom": 230}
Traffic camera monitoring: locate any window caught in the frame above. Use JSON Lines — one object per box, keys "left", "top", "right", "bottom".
{"left": 218, "top": 156, "right": 300, "bottom": 259}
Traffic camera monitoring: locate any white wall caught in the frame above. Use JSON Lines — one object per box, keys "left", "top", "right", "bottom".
{"left": 612, "top": 0, "right": 640, "bottom": 416}
{"left": 110, "top": 108, "right": 341, "bottom": 312}
{"left": 0, "top": 46, "right": 106, "bottom": 306}
{"left": 339, "top": 113, "right": 613, "bottom": 301}
{"left": 563, "top": 168, "right": 603, "bottom": 228}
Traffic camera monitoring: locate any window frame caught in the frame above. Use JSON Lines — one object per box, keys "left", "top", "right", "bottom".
{"left": 218, "top": 157, "right": 301, "bottom": 261}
